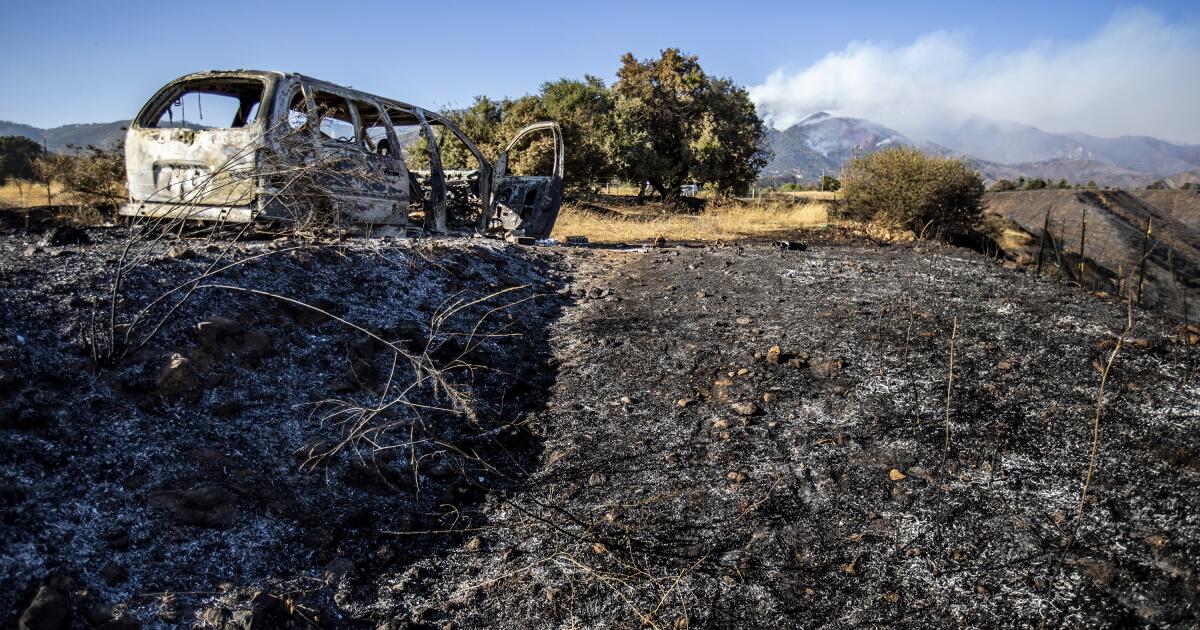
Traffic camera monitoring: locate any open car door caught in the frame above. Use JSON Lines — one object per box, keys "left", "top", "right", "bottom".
{"left": 480, "top": 121, "right": 564, "bottom": 240}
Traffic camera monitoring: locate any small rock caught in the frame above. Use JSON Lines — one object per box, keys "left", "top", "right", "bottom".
{"left": 695, "top": 290, "right": 708, "bottom": 299}
{"left": 761, "top": 393, "right": 777, "bottom": 404}
{"left": 588, "top": 472, "right": 607, "bottom": 486}
{"left": 18, "top": 585, "right": 70, "bottom": 630}
{"left": 165, "top": 245, "right": 195, "bottom": 260}
{"left": 712, "top": 418, "right": 730, "bottom": 430}
{"left": 465, "top": 537, "right": 483, "bottom": 552}
{"left": 148, "top": 486, "right": 238, "bottom": 528}
{"left": 42, "top": 226, "right": 92, "bottom": 247}
{"left": 83, "top": 602, "right": 115, "bottom": 626}
{"left": 325, "top": 556, "right": 355, "bottom": 585}
{"left": 232, "top": 330, "right": 272, "bottom": 362}
{"left": 196, "top": 317, "right": 242, "bottom": 345}
{"left": 845, "top": 557, "right": 861, "bottom": 576}
{"left": 677, "top": 398, "right": 696, "bottom": 408}
{"left": 725, "top": 471, "right": 748, "bottom": 483}
{"left": 888, "top": 469, "right": 907, "bottom": 481}
{"left": 99, "top": 561, "right": 128, "bottom": 586}
{"left": 154, "top": 353, "right": 201, "bottom": 398}
{"left": 812, "top": 358, "right": 845, "bottom": 378}
{"left": 730, "top": 402, "right": 758, "bottom": 416}
{"left": 766, "top": 345, "right": 782, "bottom": 364}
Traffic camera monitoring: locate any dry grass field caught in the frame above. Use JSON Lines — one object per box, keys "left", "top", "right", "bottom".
{"left": 551, "top": 198, "right": 832, "bottom": 243}
{"left": 0, "top": 179, "right": 61, "bottom": 208}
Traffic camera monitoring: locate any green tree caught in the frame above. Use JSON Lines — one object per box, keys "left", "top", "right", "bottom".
{"left": 990, "top": 179, "right": 1017, "bottom": 192}
{"left": 540, "top": 76, "right": 616, "bottom": 190}
{"left": 407, "top": 96, "right": 505, "bottom": 170}
{"left": 818, "top": 175, "right": 841, "bottom": 192}
{"left": 611, "top": 48, "right": 768, "bottom": 202}
{"left": 0, "top": 136, "right": 45, "bottom": 185}
{"left": 406, "top": 79, "right": 615, "bottom": 192}
{"left": 839, "top": 147, "right": 985, "bottom": 237}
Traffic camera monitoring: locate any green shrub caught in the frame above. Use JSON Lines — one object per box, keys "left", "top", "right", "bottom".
{"left": 840, "top": 147, "right": 984, "bottom": 237}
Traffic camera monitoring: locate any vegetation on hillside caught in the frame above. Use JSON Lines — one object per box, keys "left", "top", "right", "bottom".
{"left": 991, "top": 176, "right": 1099, "bottom": 191}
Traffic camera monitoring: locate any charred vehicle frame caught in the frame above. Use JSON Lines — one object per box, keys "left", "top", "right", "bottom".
{"left": 120, "top": 70, "right": 564, "bottom": 239}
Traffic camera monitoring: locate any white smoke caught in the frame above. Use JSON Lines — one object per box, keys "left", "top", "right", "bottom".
{"left": 748, "top": 8, "right": 1200, "bottom": 143}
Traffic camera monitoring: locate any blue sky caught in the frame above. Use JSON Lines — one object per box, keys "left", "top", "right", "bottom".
{"left": 1, "top": 0, "right": 1197, "bottom": 139}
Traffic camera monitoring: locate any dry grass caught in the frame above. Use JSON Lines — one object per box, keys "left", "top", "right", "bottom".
{"left": 0, "top": 179, "right": 63, "bottom": 208}
{"left": 551, "top": 200, "right": 832, "bottom": 244}
{"left": 764, "top": 190, "right": 841, "bottom": 201}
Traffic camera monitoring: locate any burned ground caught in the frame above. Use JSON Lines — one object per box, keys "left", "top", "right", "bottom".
{"left": 1, "top": 229, "right": 570, "bottom": 628}
{"left": 2, "top": 227, "right": 1199, "bottom": 628}
{"left": 420, "top": 242, "right": 1198, "bottom": 628}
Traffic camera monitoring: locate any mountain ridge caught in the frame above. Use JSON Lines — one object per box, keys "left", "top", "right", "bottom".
{"left": 762, "top": 112, "right": 1200, "bottom": 188}
{"left": 0, "top": 119, "right": 129, "bottom": 153}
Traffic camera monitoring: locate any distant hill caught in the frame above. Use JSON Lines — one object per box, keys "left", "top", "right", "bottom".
{"left": 923, "top": 118, "right": 1092, "bottom": 165}
{"left": 763, "top": 112, "right": 942, "bottom": 180}
{"left": 763, "top": 113, "right": 1200, "bottom": 189}
{"left": 967, "top": 158, "right": 1160, "bottom": 189}
{"left": 985, "top": 189, "right": 1200, "bottom": 319}
{"left": 1065, "top": 133, "right": 1200, "bottom": 176}
{"left": 0, "top": 120, "right": 128, "bottom": 152}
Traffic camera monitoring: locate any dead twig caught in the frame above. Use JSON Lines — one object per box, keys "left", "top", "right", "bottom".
{"left": 939, "top": 316, "right": 957, "bottom": 471}
{"left": 1077, "top": 297, "right": 1134, "bottom": 522}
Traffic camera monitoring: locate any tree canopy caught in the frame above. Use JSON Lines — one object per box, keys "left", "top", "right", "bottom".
{"left": 404, "top": 50, "right": 768, "bottom": 202}
{"left": 0, "top": 136, "right": 45, "bottom": 185}
{"left": 611, "top": 49, "right": 768, "bottom": 201}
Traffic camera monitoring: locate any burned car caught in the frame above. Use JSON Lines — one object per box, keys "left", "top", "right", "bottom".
{"left": 120, "top": 70, "right": 564, "bottom": 239}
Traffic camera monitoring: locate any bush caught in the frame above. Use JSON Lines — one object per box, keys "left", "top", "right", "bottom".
{"left": 990, "top": 179, "right": 1017, "bottom": 192}
{"left": 839, "top": 147, "right": 984, "bottom": 237}
{"left": 818, "top": 175, "right": 840, "bottom": 192}
{"left": 35, "top": 142, "right": 126, "bottom": 207}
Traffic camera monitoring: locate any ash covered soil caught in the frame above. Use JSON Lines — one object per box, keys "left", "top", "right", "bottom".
{"left": 2, "top": 227, "right": 1199, "bottom": 628}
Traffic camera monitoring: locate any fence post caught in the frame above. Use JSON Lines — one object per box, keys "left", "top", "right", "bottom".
{"left": 1136, "top": 217, "right": 1153, "bottom": 304}
{"left": 1079, "top": 208, "right": 1087, "bottom": 285}
{"left": 1036, "top": 208, "right": 1050, "bottom": 275}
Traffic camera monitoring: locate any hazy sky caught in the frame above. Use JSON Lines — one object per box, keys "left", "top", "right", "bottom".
{"left": 1, "top": 1, "right": 1196, "bottom": 142}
